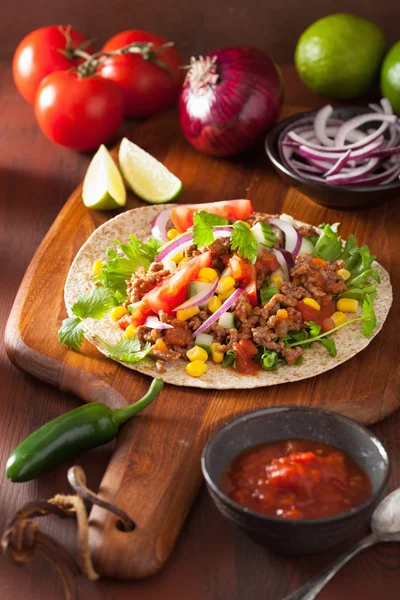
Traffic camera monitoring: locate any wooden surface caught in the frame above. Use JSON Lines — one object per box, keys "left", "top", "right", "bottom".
{"left": 2, "top": 1, "right": 400, "bottom": 64}
{"left": 1, "top": 62, "right": 400, "bottom": 598}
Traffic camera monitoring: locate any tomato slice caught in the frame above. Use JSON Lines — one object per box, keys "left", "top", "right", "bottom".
{"left": 296, "top": 300, "right": 335, "bottom": 327}
{"left": 171, "top": 200, "right": 254, "bottom": 233}
{"left": 143, "top": 251, "right": 212, "bottom": 313}
{"left": 229, "top": 254, "right": 257, "bottom": 307}
{"left": 129, "top": 301, "right": 153, "bottom": 326}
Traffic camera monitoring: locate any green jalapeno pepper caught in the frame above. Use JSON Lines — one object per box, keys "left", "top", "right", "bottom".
{"left": 6, "top": 378, "right": 163, "bottom": 482}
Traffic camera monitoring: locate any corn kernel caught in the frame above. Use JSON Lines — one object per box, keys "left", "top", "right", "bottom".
{"left": 111, "top": 306, "right": 128, "bottom": 321}
{"left": 178, "top": 257, "right": 189, "bottom": 267}
{"left": 303, "top": 298, "right": 321, "bottom": 311}
{"left": 125, "top": 324, "right": 136, "bottom": 337}
{"left": 276, "top": 308, "right": 288, "bottom": 320}
{"left": 211, "top": 342, "right": 224, "bottom": 363}
{"left": 92, "top": 260, "right": 104, "bottom": 275}
{"left": 173, "top": 252, "right": 184, "bottom": 264}
{"left": 186, "top": 360, "right": 208, "bottom": 377}
{"left": 197, "top": 277, "right": 210, "bottom": 284}
{"left": 198, "top": 267, "right": 218, "bottom": 282}
{"left": 336, "top": 298, "right": 359, "bottom": 313}
{"left": 271, "top": 274, "right": 283, "bottom": 290}
{"left": 167, "top": 228, "right": 179, "bottom": 240}
{"left": 187, "top": 346, "right": 208, "bottom": 362}
{"left": 154, "top": 338, "right": 168, "bottom": 353}
{"left": 218, "top": 288, "right": 235, "bottom": 302}
{"left": 216, "top": 276, "right": 236, "bottom": 295}
{"left": 177, "top": 306, "right": 200, "bottom": 321}
{"left": 208, "top": 295, "right": 222, "bottom": 313}
{"left": 336, "top": 268, "right": 351, "bottom": 281}
{"left": 331, "top": 311, "right": 347, "bottom": 327}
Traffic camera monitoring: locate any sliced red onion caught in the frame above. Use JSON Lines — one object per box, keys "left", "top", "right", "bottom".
{"left": 381, "top": 98, "right": 393, "bottom": 115}
{"left": 325, "top": 149, "right": 352, "bottom": 177}
{"left": 349, "top": 164, "right": 400, "bottom": 186}
{"left": 334, "top": 114, "right": 396, "bottom": 148}
{"left": 173, "top": 279, "right": 218, "bottom": 312}
{"left": 155, "top": 232, "right": 194, "bottom": 263}
{"left": 144, "top": 316, "right": 173, "bottom": 330}
{"left": 298, "top": 138, "right": 384, "bottom": 163}
{"left": 269, "top": 218, "right": 302, "bottom": 255}
{"left": 151, "top": 208, "right": 173, "bottom": 242}
{"left": 326, "top": 158, "right": 380, "bottom": 185}
{"left": 193, "top": 288, "right": 243, "bottom": 337}
{"left": 271, "top": 248, "right": 291, "bottom": 280}
{"left": 314, "top": 105, "right": 334, "bottom": 146}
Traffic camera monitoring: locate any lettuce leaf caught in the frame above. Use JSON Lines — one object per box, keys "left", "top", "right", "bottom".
{"left": 312, "top": 223, "right": 342, "bottom": 261}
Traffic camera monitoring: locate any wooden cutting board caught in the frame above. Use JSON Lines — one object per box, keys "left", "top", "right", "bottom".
{"left": 5, "top": 105, "right": 399, "bottom": 580}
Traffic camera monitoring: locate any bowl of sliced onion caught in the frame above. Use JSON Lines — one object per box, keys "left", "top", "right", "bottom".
{"left": 265, "top": 99, "right": 400, "bottom": 209}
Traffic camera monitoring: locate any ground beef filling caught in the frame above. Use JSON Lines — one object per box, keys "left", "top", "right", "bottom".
{"left": 119, "top": 214, "right": 346, "bottom": 371}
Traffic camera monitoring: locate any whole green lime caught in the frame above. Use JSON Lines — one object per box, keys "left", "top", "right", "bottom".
{"left": 381, "top": 42, "right": 400, "bottom": 114}
{"left": 295, "top": 13, "right": 386, "bottom": 99}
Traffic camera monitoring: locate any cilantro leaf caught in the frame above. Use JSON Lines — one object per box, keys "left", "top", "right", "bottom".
{"left": 58, "top": 317, "right": 84, "bottom": 350}
{"left": 361, "top": 296, "right": 376, "bottom": 337}
{"left": 72, "top": 287, "right": 118, "bottom": 320}
{"left": 305, "top": 321, "right": 321, "bottom": 337}
{"left": 192, "top": 211, "right": 229, "bottom": 247}
{"left": 101, "top": 337, "right": 152, "bottom": 363}
{"left": 231, "top": 221, "right": 258, "bottom": 264}
{"left": 312, "top": 223, "right": 342, "bottom": 262}
{"left": 222, "top": 349, "right": 237, "bottom": 368}
{"left": 319, "top": 338, "right": 337, "bottom": 357}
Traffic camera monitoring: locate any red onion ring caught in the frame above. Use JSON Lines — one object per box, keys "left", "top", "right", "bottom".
{"left": 151, "top": 208, "right": 173, "bottom": 242}
{"left": 193, "top": 288, "right": 243, "bottom": 337}
{"left": 269, "top": 218, "right": 302, "bottom": 255}
{"left": 173, "top": 279, "right": 218, "bottom": 312}
{"left": 144, "top": 316, "right": 173, "bottom": 330}
{"left": 271, "top": 248, "right": 293, "bottom": 280}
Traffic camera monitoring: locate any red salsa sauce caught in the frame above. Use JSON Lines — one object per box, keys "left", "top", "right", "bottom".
{"left": 221, "top": 439, "right": 372, "bottom": 520}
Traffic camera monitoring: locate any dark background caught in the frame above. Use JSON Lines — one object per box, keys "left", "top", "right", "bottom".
{"left": 1, "top": 1, "right": 399, "bottom": 63}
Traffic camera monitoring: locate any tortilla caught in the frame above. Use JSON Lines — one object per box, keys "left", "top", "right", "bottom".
{"left": 64, "top": 205, "right": 393, "bottom": 389}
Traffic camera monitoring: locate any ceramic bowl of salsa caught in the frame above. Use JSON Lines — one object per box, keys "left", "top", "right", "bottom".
{"left": 201, "top": 406, "right": 390, "bottom": 555}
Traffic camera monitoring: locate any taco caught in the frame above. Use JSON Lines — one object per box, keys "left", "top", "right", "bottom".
{"left": 61, "top": 200, "right": 392, "bottom": 389}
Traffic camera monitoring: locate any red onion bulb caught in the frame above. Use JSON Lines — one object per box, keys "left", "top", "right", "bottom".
{"left": 179, "top": 46, "right": 283, "bottom": 157}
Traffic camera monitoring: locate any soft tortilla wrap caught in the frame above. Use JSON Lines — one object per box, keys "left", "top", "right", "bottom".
{"left": 64, "top": 205, "right": 392, "bottom": 389}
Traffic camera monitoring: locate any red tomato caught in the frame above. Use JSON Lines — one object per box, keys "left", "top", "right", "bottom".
{"left": 34, "top": 71, "right": 124, "bottom": 151}
{"left": 232, "top": 339, "right": 259, "bottom": 374}
{"left": 296, "top": 300, "right": 335, "bottom": 327}
{"left": 171, "top": 200, "right": 254, "bottom": 233}
{"left": 143, "top": 251, "right": 212, "bottom": 313}
{"left": 13, "top": 25, "right": 95, "bottom": 104}
{"left": 128, "top": 302, "right": 153, "bottom": 327}
{"left": 229, "top": 254, "right": 257, "bottom": 306}
{"left": 99, "top": 30, "right": 183, "bottom": 117}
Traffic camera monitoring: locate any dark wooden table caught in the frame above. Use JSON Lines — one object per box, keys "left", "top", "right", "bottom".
{"left": 0, "top": 62, "right": 399, "bottom": 600}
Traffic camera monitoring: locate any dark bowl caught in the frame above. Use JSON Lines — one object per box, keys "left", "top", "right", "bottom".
{"left": 202, "top": 406, "right": 390, "bottom": 555}
{"left": 265, "top": 107, "right": 400, "bottom": 210}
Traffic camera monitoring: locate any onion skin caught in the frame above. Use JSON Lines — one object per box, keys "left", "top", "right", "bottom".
{"left": 179, "top": 46, "right": 283, "bottom": 157}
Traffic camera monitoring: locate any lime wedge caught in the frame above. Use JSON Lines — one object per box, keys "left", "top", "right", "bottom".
{"left": 82, "top": 145, "right": 127, "bottom": 210}
{"left": 118, "top": 138, "right": 182, "bottom": 204}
